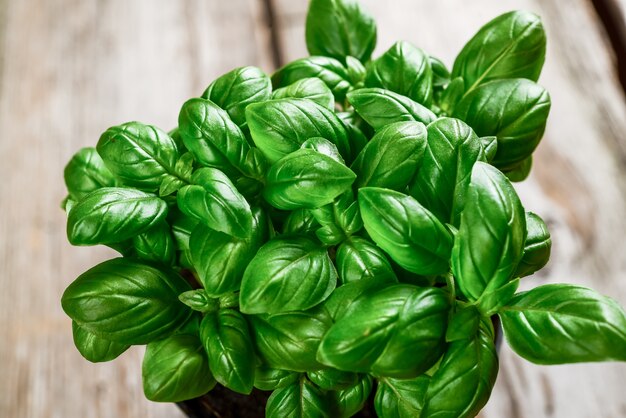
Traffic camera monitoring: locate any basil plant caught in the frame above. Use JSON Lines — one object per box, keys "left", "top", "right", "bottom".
{"left": 61, "top": 0, "right": 626, "bottom": 416}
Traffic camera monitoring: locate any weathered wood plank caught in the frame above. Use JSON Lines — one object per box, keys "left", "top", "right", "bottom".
{"left": 273, "top": 1, "right": 626, "bottom": 417}
{"left": 0, "top": 0, "right": 272, "bottom": 417}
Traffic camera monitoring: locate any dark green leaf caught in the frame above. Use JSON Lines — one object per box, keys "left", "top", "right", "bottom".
{"left": 330, "top": 375, "right": 373, "bottom": 418}
{"left": 307, "top": 368, "right": 358, "bottom": 390}
{"left": 365, "top": 41, "right": 433, "bottom": 107}
{"left": 515, "top": 211, "right": 551, "bottom": 278}
{"left": 272, "top": 57, "right": 352, "bottom": 102}
{"left": 64, "top": 147, "right": 116, "bottom": 200}
{"left": 445, "top": 305, "right": 480, "bottom": 342}
{"left": 282, "top": 208, "right": 319, "bottom": 236}
{"left": 453, "top": 78, "right": 550, "bottom": 169}
{"left": 254, "top": 365, "right": 300, "bottom": 391}
{"left": 452, "top": 11, "right": 546, "bottom": 93}
{"left": 72, "top": 321, "right": 129, "bottom": 363}
{"left": 201, "top": 66, "right": 271, "bottom": 128}
{"left": 505, "top": 156, "right": 533, "bottom": 182}
{"left": 67, "top": 187, "right": 168, "bottom": 246}
{"left": 408, "top": 117, "right": 482, "bottom": 226}
{"left": 359, "top": 188, "right": 453, "bottom": 276}
{"left": 246, "top": 98, "right": 350, "bottom": 163}
{"left": 266, "top": 378, "right": 330, "bottom": 418}
{"left": 272, "top": 77, "right": 335, "bottom": 110}
{"left": 336, "top": 236, "right": 397, "bottom": 285}
{"left": 61, "top": 258, "right": 192, "bottom": 345}
{"left": 170, "top": 209, "right": 199, "bottom": 251}
{"left": 176, "top": 168, "right": 253, "bottom": 239}
{"left": 351, "top": 121, "right": 427, "bottom": 190}
{"left": 178, "top": 289, "right": 219, "bottom": 313}
{"left": 430, "top": 55, "right": 451, "bottom": 90}
{"left": 142, "top": 333, "right": 215, "bottom": 402}
{"left": 132, "top": 221, "right": 175, "bottom": 264}
{"left": 264, "top": 149, "right": 356, "bottom": 210}
{"left": 240, "top": 236, "right": 337, "bottom": 314}
{"left": 479, "top": 136, "right": 498, "bottom": 163}
{"left": 500, "top": 284, "right": 626, "bottom": 364}
{"left": 374, "top": 375, "right": 430, "bottom": 418}
{"left": 338, "top": 113, "right": 369, "bottom": 163}
{"left": 305, "top": 0, "right": 376, "bottom": 62}
{"left": 347, "top": 88, "right": 436, "bottom": 130}
{"left": 451, "top": 162, "right": 526, "bottom": 302}
{"left": 200, "top": 309, "right": 255, "bottom": 394}
{"left": 345, "top": 56, "right": 366, "bottom": 85}
{"left": 97, "top": 122, "right": 181, "bottom": 191}
{"left": 318, "top": 285, "right": 449, "bottom": 377}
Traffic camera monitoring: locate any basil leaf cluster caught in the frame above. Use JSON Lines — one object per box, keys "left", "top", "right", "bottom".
{"left": 60, "top": 0, "right": 626, "bottom": 416}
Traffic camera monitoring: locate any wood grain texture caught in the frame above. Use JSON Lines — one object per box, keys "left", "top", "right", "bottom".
{"left": 0, "top": 0, "right": 271, "bottom": 417}
{"left": 274, "top": 0, "right": 626, "bottom": 417}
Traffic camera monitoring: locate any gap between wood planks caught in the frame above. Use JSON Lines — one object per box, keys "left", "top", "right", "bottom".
{"left": 590, "top": 0, "right": 626, "bottom": 93}
{"left": 261, "top": 0, "right": 285, "bottom": 69}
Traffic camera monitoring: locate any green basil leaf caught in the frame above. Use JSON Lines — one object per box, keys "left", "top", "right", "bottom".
{"left": 451, "top": 162, "right": 526, "bottom": 302}
{"left": 500, "top": 284, "right": 626, "bottom": 364}
{"left": 307, "top": 368, "right": 359, "bottom": 391}
{"left": 351, "top": 121, "right": 427, "bottom": 190}
{"left": 338, "top": 113, "right": 369, "bottom": 163}
{"left": 439, "top": 77, "right": 465, "bottom": 115}
{"left": 97, "top": 122, "right": 181, "bottom": 191}
{"left": 201, "top": 66, "right": 271, "bottom": 128}
{"left": 359, "top": 188, "right": 453, "bottom": 276}
{"left": 158, "top": 174, "right": 185, "bottom": 197}
{"left": 408, "top": 117, "right": 482, "bottom": 226}
{"left": 246, "top": 98, "right": 350, "bottom": 163}
{"left": 254, "top": 365, "right": 301, "bottom": 391}
{"left": 374, "top": 375, "right": 430, "bottom": 418}
{"left": 422, "top": 321, "right": 498, "bottom": 418}
{"left": 347, "top": 88, "right": 436, "bottom": 130}
{"left": 330, "top": 375, "right": 373, "bottom": 418}
{"left": 430, "top": 55, "right": 451, "bottom": 91}
{"left": 476, "top": 278, "right": 520, "bottom": 317}
{"left": 200, "top": 309, "right": 255, "bottom": 394}
{"left": 61, "top": 258, "right": 192, "bottom": 344}
{"left": 272, "top": 77, "right": 335, "bottom": 111}
{"left": 365, "top": 41, "right": 433, "bottom": 107}
{"left": 282, "top": 208, "right": 319, "bottom": 236}
{"left": 445, "top": 305, "right": 480, "bottom": 342}
{"left": 170, "top": 209, "right": 199, "bottom": 251}
{"left": 132, "top": 221, "right": 175, "bottom": 265}
{"left": 301, "top": 137, "right": 345, "bottom": 163}
{"left": 67, "top": 187, "right": 168, "bottom": 246}
{"left": 266, "top": 378, "right": 330, "bottom": 418}
{"left": 452, "top": 11, "right": 546, "bottom": 93}
{"left": 322, "top": 280, "right": 388, "bottom": 323}
{"left": 505, "top": 155, "right": 532, "bottom": 182}
{"left": 248, "top": 306, "right": 332, "bottom": 371}
{"left": 240, "top": 236, "right": 337, "bottom": 314}
{"left": 178, "top": 98, "right": 267, "bottom": 179}
{"left": 318, "top": 285, "right": 449, "bottom": 378}
{"left": 336, "top": 236, "right": 397, "bottom": 285}
{"left": 345, "top": 56, "right": 366, "bottom": 85}
{"left": 64, "top": 147, "right": 116, "bottom": 200}
{"left": 178, "top": 289, "right": 219, "bottom": 313}
{"left": 305, "top": 0, "right": 376, "bottom": 62}
{"left": 515, "top": 211, "right": 551, "bottom": 278}
{"left": 176, "top": 167, "right": 253, "bottom": 239}
{"left": 453, "top": 78, "right": 550, "bottom": 169}
{"left": 71, "top": 321, "right": 129, "bottom": 363}
{"left": 272, "top": 57, "right": 352, "bottom": 102}
{"left": 189, "top": 207, "right": 266, "bottom": 296}
{"left": 479, "top": 135, "right": 498, "bottom": 163}
{"left": 264, "top": 149, "right": 356, "bottom": 210}
{"left": 142, "top": 333, "right": 215, "bottom": 402}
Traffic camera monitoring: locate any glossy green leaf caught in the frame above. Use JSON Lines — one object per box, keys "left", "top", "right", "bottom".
{"left": 452, "top": 11, "right": 546, "bottom": 94}
{"left": 97, "top": 122, "right": 181, "bottom": 191}
{"left": 272, "top": 57, "right": 352, "bottom": 102}
{"left": 263, "top": 149, "right": 356, "bottom": 210}
{"left": 266, "top": 378, "right": 330, "bottom": 418}
{"left": 421, "top": 321, "right": 498, "bottom": 418}
{"left": 336, "top": 237, "right": 397, "bottom": 285}
{"left": 189, "top": 207, "right": 266, "bottom": 296}
{"left": 176, "top": 168, "right": 253, "bottom": 239}
{"left": 132, "top": 221, "right": 175, "bottom": 265}
{"left": 322, "top": 280, "right": 387, "bottom": 323}
{"left": 142, "top": 333, "right": 215, "bottom": 402}
{"left": 453, "top": 78, "right": 550, "bottom": 169}
{"left": 246, "top": 98, "right": 350, "bottom": 163}
{"left": 201, "top": 66, "right": 271, "bottom": 127}
{"left": 64, "top": 147, "right": 116, "bottom": 200}
{"left": 351, "top": 121, "right": 427, "bottom": 190}
{"left": 178, "top": 98, "right": 267, "bottom": 179}
{"left": 301, "top": 137, "right": 345, "bottom": 163}
{"left": 178, "top": 289, "right": 219, "bottom": 313}
{"left": 347, "top": 88, "right": 436, "bottom": 130}
{"left": 479, "top": 136, "right": 498, "bottom": 163}
{"left": 282, "top": 208, "right": 319, "bottom": 235}
{"left": 515, "top": 211, "right": 551, "bottom": 278}
{"left": 200, "top": 309, "right": 255, "bottom": 394}
{"left": 169, "top": 209, "right": 198, "bottom": 251}
{"left": 272, "top": 77, "right": 335, "bottom": 110}
{"left": 338, "top": 113, "right": 369, "bottom": 164}
{"left": 248, "top": 306, "right": 332, "bottom": 372}
{"left": 374, "top": 375, "right": 430, "bottom": 418}
{"left": 67, "top": 187, "right": 168, "bottom": 246}
{"left": 307, "top": 368, "right": 358, "bottom": 391}
{"left": 408, "top": 117, "right": 482, "bottom": 226}
{"left": 305, "top": 0, "right": 376, "bottom": 62}
{"left": 445, "top": 305, "right": 480, "bottom": 342}
{"left": 310, "top": 191, "right": 362, "bottom": 242}
{"left": 359, "top": 188, "right": 453, "bottom": 276}
{"left": 71, "top": 321, "right": 129, "bottom": 363}
{"left": 345, "top": 56, "right": 366, "bottom": 85}
{"left": 330, "top": 375, "right": 373, "bottom": 418}
{"left": 500, "top": 284, "right": 626, "bottom": 364}
{"left": 505, "top": 156, "right": 533, "bottom": 182}
{"left": 451, "top": 162, "right": 526, "bottom": 302}
{"left": 239, "top": 236, "right": 336, "bottom": 314}
{"left": 365, "top": 41, "right": 433, "bottom": 107}
{"left": 254, "top": 365, "right": 300, "bottom": 391}
{"left": 430, "top": 55, "right": 451, "bottom": 91}
{"left": 318, "top": 285, "right": 449, "bottom": 377}
{"left": 61, "top": 258, "right": 192, "bottom": 344}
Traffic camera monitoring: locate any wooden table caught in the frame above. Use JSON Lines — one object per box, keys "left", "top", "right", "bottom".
{"left": 1, "top": 0, "right": 625, "bottom": 417}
